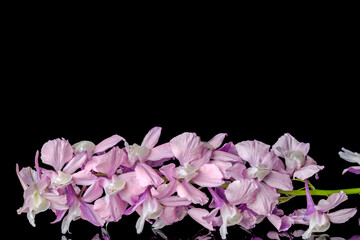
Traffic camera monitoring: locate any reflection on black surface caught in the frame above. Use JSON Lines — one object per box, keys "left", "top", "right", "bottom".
{"left": 59, "top": 226, "right": 360, "bottom": 240}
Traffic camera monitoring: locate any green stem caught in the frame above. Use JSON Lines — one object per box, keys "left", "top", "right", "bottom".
{"left": 278, "top": 188, "right": 360, "bottom": 197}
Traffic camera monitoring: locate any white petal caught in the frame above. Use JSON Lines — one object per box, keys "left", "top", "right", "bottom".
{"left": 339, "top": 148, "right": 360, "bottom": 164}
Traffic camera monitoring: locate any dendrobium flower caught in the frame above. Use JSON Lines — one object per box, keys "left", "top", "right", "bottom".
{"left": 339, "top": 148, "right": 360, "bottom": 174}
{"left": 124, "top": 127, "right": 174, "bottom": 188}
{"left": 235, "top": 140, "right": 292, "bottom": 216}
{"left": 188, "top": 183, "right": 258, "bottom": 239}
{"left": 60, "top": 184, "right": 105, "bottom": 234}
{"left": 291, "top": 180, "right": 357, "bottom": 239}
{"left": 16, "top": 151, "right": 68, "bottom": 227}
{"left": 272, "top": 133, "right": 324, "bottom": 180}
{"left": 124, "top": 190, "right": 163, "bottom": 234}
{"left": 170, "top": 132, "right": 227, "bottom": 187}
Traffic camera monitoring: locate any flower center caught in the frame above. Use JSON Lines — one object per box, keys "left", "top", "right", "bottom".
{"left": 104, "top": 177, "right": 126, "bottom": 196}
{"left": 285, "top": 150, "right": 305, "bottom": 173}
{"left": 51, "top": 171, "right": 72, "bottom": 189}
{"left": 126, "top": 143, "right": 150, "bottom": 163}
{"left": 176, "top": 163, "right": 198, "bottom": 181}
{"left": 72, "top": 140, "right": 96, "bottom": 155}
{"left": 248, "top": 164, "right": 270, "bottom": 181}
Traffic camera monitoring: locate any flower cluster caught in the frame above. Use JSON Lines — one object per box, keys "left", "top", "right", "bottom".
{"left": 16, "top": 127, "right": 358, "bottom": 239}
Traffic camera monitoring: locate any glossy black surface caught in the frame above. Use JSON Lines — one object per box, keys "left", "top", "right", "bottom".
{"left": 7, "top": 19, "right": 360, "bottom": 238}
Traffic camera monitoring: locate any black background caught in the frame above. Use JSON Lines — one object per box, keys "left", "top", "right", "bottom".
{"left": 5, "top": 6, "right": 360, "bottom": 239}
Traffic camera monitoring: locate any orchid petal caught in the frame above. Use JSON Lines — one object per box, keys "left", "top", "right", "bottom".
{"left": 159, "top": 163, "right": 176, "bottom": 181}
{"left": 247, "top": 181, "right": 279, "bottom": 216}
{"left": 228, "top": 163, "right": 247, "bottom": 180}
{"left": 212, "top": 160, "right": 233, "bottom": 179}
{"left": 211, "top": 150, "right": 241, "bottom": 162}
{"left": 176, "top": 181, "right": 209, "bottom": 205}
{"left": 238, "top": 209, "right": 257, "bottom": 229}
{"left": 267, "top": 214, "right": 294, "bottom": 232}
{"left": 150, "top": 180, "right": 178, "bottom": 199}
{"left": 82, "top": 179, "right": 104, "bottom": 203}
{"left": 263, "top": 171, "right": 293, "bottom": 191}
{"left": 342, "top": 166, "right": 360, "bottom": 175}
{"left": 187, "top": 208, "right": 214, "bottom": 231}
{"left": 94, "top": 195, "right": 125, "bottom": 222}
{"left": 339, "top": 148, "right": 360, "bottom": 164}
{"left": 170, "top": 132, "right": 203, "bottom": 166}
{"left": 147, "top": 143, "right": 174, "bottom": 161}
{"left": 327, "top": 208, "right": 357, "bottom": 224}
{"left": 191, "top": 163, "right": 224, "bottom": 187}
{"left": 157, "top": 206, "right": 187, "bottom": 227}
{"left": 260, "top": 151, "right": 279, "bottom": 170}
{"left": 63, "top": 152, "right": 87, "bottom": 174}
{"left": 91, "top": 147, "right": 125, "bottom": 176}
{"left": 235, "top": 140, "right": 270, "bottom": 167}
{"left": 16, "top": 164, "right": 28, "bottom": 190}
{"left": 43, "top": 194, "right": 68, "bottom": 211}
{"left": 208, "top": 187, "right": 225, "bottom": 208}
{"left": 316, "top": 191, "right": 348, "bottom": 212}
{"left": 208, "top": 133, "right": 227, "bottom": 149}
{"left": 72, "top": 170, "right": 97, "bottom": 186}
{"left": 41, "top": 138, "right": 73, "bottom": 171}
{"left": 79, "top": 201, "right": 105, "bottom": 227}
{"left": 225, "top": 179, "right": 258, "bottom": 205}
{"left": 293, "top": 164, "right": 324, "bottom": 180}
{"left": 141, "top": 126, "right": 162, "bottom": 149}
{"left": 118, "top": 172, "right": 147, "bottom": 204}
{"left": 94, "top": 135, "right": 124, "bottom": 153}
{"left": 158, "top": 196, "right": 191, "bottom": 207}
{"left": 135, "top": 162, "right": 164, "bottom": 188}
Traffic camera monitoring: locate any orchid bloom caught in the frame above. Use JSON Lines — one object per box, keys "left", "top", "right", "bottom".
{"left": 272, "top": 133, "right": 324, "bottom": 180}
{"left": 40, "top": 138, "right": 80, "bottom": 189}
{"left": 60, "top": 184, "right": 105, "bottom": 234}
{"left": 125, "top": 126, "right": 174, "bottom": 165}
{"left": 188, "top": 181, "right": 258, "bottom": 239}
{"left": 235, "top": 140, "right": 293, "bottom": 216}
{"left": 339, "top": 148, "right": 360, "bottom": 174}
{"left": 88, "top": 147, "right": 128, "bottom": 222}
{"left": 124, "top": 127, "right": 173, "bottom": 188}
{"left": 170, "top": 132, "right": 228, "bottom": 187}
{"left": 124, "top": 190, "right": 163, "bottom": 234}
{"left": 168, "top": 132, "right": 230, "bottom": 205}
{"left": 291, "top": 180, "right": 357, "bottom": 239}
{"left": 16, "top": 151, "right": 68, "bottom": 227}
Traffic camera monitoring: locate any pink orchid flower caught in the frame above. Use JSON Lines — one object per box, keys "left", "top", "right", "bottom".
{"left": 167, "top": 132, "right": 232, "bottom": 206}
{"left": 124, "top": 127, "right": 173, "bottom": 188}
{"left": 16, "top": 151, "right": 68, "bottom": 227}
{"left": 60, "top": 184, "right": 105, "bottom": 234}
{"left": 235, "top": 140, "right": 293, "bottom": 216}
{"left": 170, "top": 132, "right": 227, "bottom": 187}
{"left": 272, "top": 133, "right": 324, "bottom": 180}
{"left": 124, "top": 190, "right": 163, "bottom": 234}
{"left": 87, "top": 147, "right": 128, "bottom": 222}
{"left": 40, "top": 136, "right": 123, "bottom": 189}
{"left": 291, "top": 180, "right": 357, "bottom": 239}
{"left": 339, "top": 148, "right": 360, "bottom": 174}
{"left": 167, "top": 132, "right": 231, "bottom": 205}
{"left": 188, "top": 184, "right": 258, "bottom": 239}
